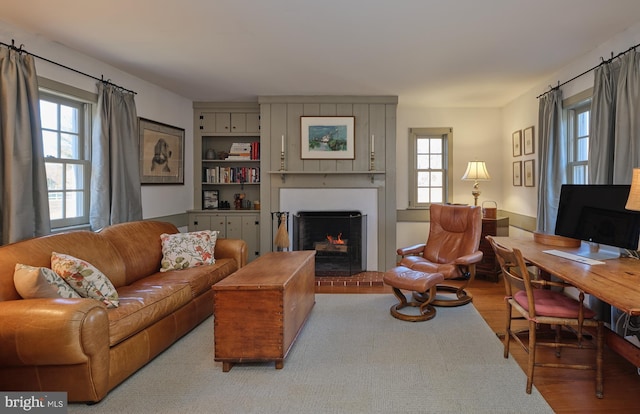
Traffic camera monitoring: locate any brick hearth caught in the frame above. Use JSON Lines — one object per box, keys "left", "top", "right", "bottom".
{"left": 315, "top": 271, "right": 385, "bottom": 288}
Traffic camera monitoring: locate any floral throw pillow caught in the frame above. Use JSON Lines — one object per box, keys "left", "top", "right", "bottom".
{"left": 160, "top": 230, "right": 218, "bottom": 272}
{"left": 51, "top": 252, "right": 119, "bottom": 308}
{"left": 13, "top": 263, "right": 82, "bottom": 299}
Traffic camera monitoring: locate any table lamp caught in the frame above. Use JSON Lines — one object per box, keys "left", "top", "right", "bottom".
{"left": 461, "top": 161, "right": 491, "bottom": 206}
{"left": 626, "top": 168, "right": 640, "bottom": 211}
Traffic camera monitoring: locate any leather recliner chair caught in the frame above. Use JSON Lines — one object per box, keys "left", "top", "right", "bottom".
{"left": 396, "top": 203, "right": 483, "bottom": 307}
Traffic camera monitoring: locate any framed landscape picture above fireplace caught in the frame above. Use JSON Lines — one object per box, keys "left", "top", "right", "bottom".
{"left": 300, "top": 116, "right": 355, "bottom": 159}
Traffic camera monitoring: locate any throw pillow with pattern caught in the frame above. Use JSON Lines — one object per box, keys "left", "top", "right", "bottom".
{"left": 160, "top": 230, "right": 218, "bottom": 272}
{"left": 51, "top": 252, "right": 119, "bottom": 308}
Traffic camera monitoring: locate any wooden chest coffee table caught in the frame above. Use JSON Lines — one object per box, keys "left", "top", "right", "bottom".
{"left": 212, "top": 250, "right": 316, "bottom": 372}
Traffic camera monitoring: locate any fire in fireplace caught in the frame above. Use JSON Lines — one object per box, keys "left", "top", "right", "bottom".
{"left": 293, "top": 211, "right": 366, "bottom": 276}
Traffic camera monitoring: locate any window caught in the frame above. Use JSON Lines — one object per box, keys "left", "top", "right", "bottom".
{"left": 408, "top": 128, "right": 453, "bottom": 208}
{"left": 39, "top": 90, "right": 92, "bottom": 228}
{"left": 565, "top": 100, "right": 591, "bottom": 184}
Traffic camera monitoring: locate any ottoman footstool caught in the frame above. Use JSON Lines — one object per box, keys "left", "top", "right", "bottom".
{"left": 383, "top": 266, "right": 444, "bottom": 322}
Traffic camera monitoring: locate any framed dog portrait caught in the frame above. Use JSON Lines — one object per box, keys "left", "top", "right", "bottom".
{"left": 139, "top": 118, "right": 184, "bottom": 184}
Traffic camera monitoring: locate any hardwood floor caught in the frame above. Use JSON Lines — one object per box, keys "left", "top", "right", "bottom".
{"left": 317, "top": 273, "right": 640, "bottom": 413}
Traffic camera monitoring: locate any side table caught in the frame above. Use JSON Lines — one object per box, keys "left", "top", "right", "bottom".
{"left": 477, "top": 216, "right": 509, "bottom": 282}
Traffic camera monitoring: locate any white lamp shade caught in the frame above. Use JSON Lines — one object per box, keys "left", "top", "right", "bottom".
{"left": 626, "top": 168, "right": 640, "bottom": 211}
{"left": 461, "top": 161, "right": 491, "bottom": 181}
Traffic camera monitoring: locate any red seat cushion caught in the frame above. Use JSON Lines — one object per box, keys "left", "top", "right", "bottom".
{"left": 514, "top": 289, "right": 596, "bottom": 319}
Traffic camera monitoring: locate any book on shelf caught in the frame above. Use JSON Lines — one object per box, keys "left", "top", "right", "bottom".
{"left": 204, "top": 166, "right": 260, "bottom": 184}
{"left": 226, "top": 141, "right": 260, "bottom": 160}
{"left": 228, "top": 142, "right": 251, "bottom": 159}
{"left": 250, "top": 141, "right": 260, "bottom": 160}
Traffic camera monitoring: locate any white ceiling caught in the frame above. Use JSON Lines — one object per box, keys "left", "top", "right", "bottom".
{"left": 3, "top": 0, "right": 640, "bottom": 107}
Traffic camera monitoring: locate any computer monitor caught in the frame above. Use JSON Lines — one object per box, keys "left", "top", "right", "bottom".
{"left": 554, "top": 184, "right": 640, "bottom": 257}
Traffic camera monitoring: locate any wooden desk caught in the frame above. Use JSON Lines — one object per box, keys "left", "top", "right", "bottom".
{"left": 493, "top": 235, "right": 640, "bottom": 366}
{"left": 493, "top": 236, "right": 640, "bottom": 315}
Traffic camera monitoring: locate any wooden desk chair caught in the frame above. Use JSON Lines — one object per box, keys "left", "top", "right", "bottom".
{"left": 486, "top": 235, "right": 604, "bottom": 399}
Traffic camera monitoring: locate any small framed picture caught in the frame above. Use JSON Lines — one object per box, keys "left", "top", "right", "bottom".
{"left": 523, "top": 126, "right": 535, "bottom": 155}
{"left": 513, "top": 161, "right": 522, "bottom": 186}
{"left": 203, "top": 190, "right": 219, "bottom": 209}
{"left": 512, "top": 130, "right": 522, "bottom": 157}
{"left": 524, "top": 159, "right": 535, "bottom": 187}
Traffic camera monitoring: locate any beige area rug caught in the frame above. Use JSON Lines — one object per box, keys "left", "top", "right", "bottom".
{"left": 69, "top": 294, "right": 553, "bottom": 414}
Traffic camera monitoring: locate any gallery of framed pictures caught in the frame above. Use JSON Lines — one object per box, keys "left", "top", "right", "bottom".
{"left": 139, "top": 118, "right": 185, "bottom": 184}
{"left": 300, "top": 116, "right": 355, "bottom": 159}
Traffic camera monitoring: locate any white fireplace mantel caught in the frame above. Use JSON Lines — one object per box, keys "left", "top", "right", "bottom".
{"left": 280, "top": 188, "right": 378, "bottom": 270}
{"left": 269, "top": 170, "right": 386, "bottom": 184}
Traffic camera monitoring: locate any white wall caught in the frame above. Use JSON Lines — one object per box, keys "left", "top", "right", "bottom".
{"left": 0, "top": 20, "right": 194, "bottom": 219}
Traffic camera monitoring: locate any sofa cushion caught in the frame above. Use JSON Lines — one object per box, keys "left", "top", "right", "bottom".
{"left": 98, "top": 221, "right": 178, "bottom": 286}
{"left": 107, "top": 282, "right": 192, "bottom": 346}
{"left": 160, "top": 230, "right": 218, "bottom": 272}
{"left": 13, "top": 264, "right": 81, "bottom": 299}
{"left": 139, "top": 258, "right": 238, "bottom": 298}
{"left": 0, "top": 230, "right": 126, "bottom": 302}
{"left": 51, "top": 252, "right": 120, "bottom": 308}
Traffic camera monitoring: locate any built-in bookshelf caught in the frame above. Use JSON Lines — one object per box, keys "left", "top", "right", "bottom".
{"left": 190, "top": 102, "right": 261, "bottom": 261}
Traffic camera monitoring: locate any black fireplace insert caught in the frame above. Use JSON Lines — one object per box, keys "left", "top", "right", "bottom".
{"left": 293, "top": 211, "right": 366, "bottom": 276}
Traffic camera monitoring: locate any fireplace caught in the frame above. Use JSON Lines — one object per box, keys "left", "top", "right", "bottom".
{"left": 280, "top": 188, "right": 378, "bottom": 271}
{"left": 293, "top": 211, "right": 367, "bottom": 276}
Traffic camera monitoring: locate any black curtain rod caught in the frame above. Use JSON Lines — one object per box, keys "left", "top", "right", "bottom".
{"left": 0, "top": 39, "right": 136, "bottom": 95}
{"left": 537, "top": 42, "right": 640, "bottom": 99}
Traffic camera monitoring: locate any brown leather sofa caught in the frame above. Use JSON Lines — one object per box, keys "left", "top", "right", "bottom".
{"left": 0, "top": 220, "right": 247, "bottom": 403}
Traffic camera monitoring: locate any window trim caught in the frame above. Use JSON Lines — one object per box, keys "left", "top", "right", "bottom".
{"left": 39, "top": 80, "right": 95, "bottom": 229}
{"left": 564, "top": 92, "right": 591, "bottom": 185}
{"left": 408, "top": 127, "right": 453, "bottom": 209}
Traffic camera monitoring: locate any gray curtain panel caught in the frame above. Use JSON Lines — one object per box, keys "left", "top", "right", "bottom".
{"left": 589, "top": 61, "right": 618, "bottom": 184}
{"left": 588, "top": 49, "right": 640, "bottom": 323}
{"left": 0, "top": 47, "right": 51, "bottom": 244}
{"left": 613, "top": 50, "right": 640, "bottom": 183}
{"left": 590, "top": 50, "right": 640, "bottom": 185}
{"left": 536, "top": 89, "right": 566, "bottom": 234}
{"left": 90, "top": 82, "right": 142, "bottom": 231}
